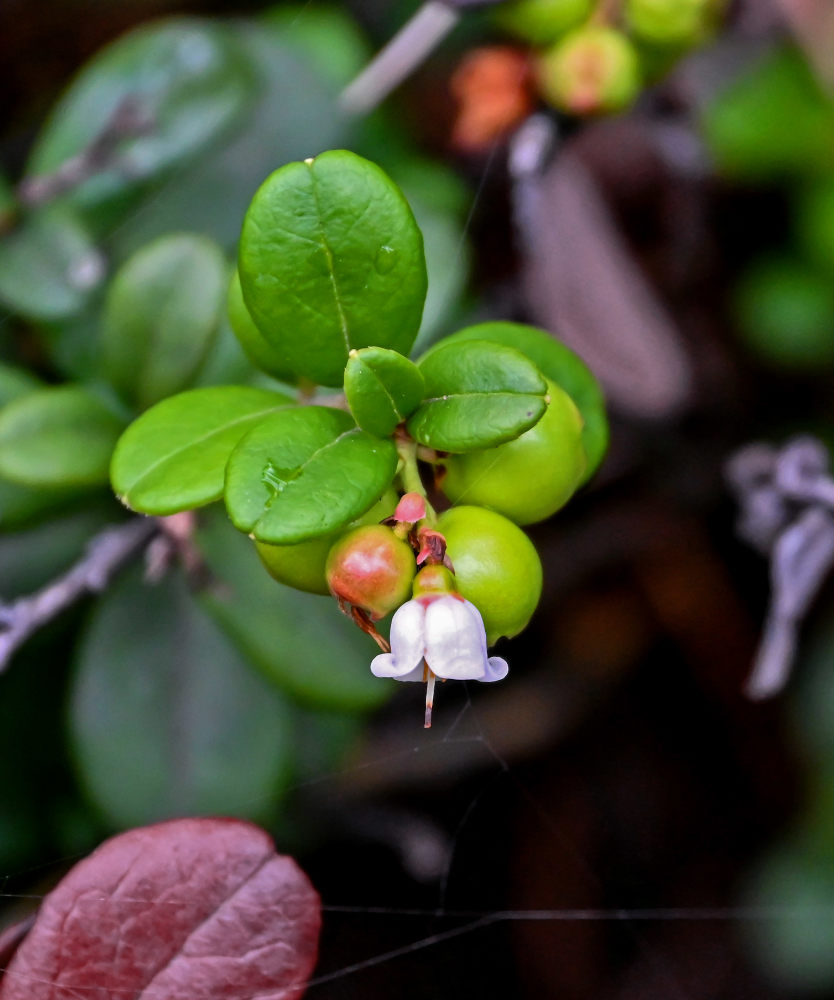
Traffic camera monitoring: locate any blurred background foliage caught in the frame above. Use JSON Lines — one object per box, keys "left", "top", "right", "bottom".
{"left": 3, "top": 1, "right": 834, "bottom": 997}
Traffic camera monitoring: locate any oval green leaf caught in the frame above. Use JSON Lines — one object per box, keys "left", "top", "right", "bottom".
{"left": 111, "top": 385, "right": 294, "bottom": 514}
{"left": 27, "top": 19, "right": 254, "bottom": 216}
{"left": 238, "top": 150, "right": 427, "bottom": 387}
{"left": 0, "top": 207, "right": 104, "bottom": 321}
{"left": 0, "top": 386, "right": 126, "bottom": 487}
{"left": 69, "top": 567, "right": 293, "bottom": 828}
{"left": 101, "top": 233, "right": 227, "bottom": 409}
{"left": 408, "top": 339, "right": 548, "bottom": 453}
{"left": 431, "top": 321, "right": 609, "bottom": 479}
{"left": 225, "top": 406, "right": 398, "bottom": 543}
{"left": 198, "top": 511, "right": 388, "bottom": 711}
{"left": 227, "top": 269, "right": 297, "bottom": 382}
{"left": 344, "top": 346, "right": 425, "bottom": 437}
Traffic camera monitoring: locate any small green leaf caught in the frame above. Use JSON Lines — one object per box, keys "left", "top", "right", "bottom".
{"left": 227, "top": 270, "right": 297, "bottom": 382}
{"left": 197, "top": 511, "right": 388, "bottom": 711}
{"left": 408, "top": 339, "right": 547, "bottom": 452}
{"left": 0, "top": 208, "right": 104, "bottom": 321}
{"left": 27, "top": 19, "right": 255, "bottom": 216}
{"left": 344, "top": 346, "right": 425, "bottom": 437}
{"left": 111, "top": 385, "right": 294, "bottom": 514}
{"left": 101, "top": 233, "right": 227, "bottom": 409}
{"left": 69, "top": 567, "right": 293, "bottom": 828}
{"left": 238, "top": 150, "right": 427, "bottom": 387}
{"left": 225, "top": 406, "right": 398, "bottom": 543}
{"left": 433, "top": 322, "right": 609, "bottom": 480}
{"left": 0, "top": 386, "right": 126, "bottom": 487}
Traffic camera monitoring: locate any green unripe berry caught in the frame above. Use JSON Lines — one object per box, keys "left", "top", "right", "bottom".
{"left": 494, "top": 0, "right": 593, "bottom": 46}
{"left": 412, "top": 563, "right": 459, "bottom": 598}
{"left": 326, "top": 523, "right": 416, "bottom": 620}
{"left": 625, "top": 0, "right": 715, "bottom": 47}
{"left": 536, "top": 25, "right": 640, "bottom": 116}
{"left": 437, "top": 506, "right": 543, "bottom": 644}
{"left": 256, "top": 490, "right": 398, "bottom": 595}
{"left": 441, "top": 378, "right": 586, "bottom": 525}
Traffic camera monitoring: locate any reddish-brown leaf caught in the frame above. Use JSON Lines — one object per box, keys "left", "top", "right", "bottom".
{"left": 0, "top": 818, "right": 320, "bottom": 1000}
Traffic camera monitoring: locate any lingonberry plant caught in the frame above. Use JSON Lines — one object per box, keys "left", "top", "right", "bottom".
{"left": 110, "top": 149, "right": 609, "bottom": 726}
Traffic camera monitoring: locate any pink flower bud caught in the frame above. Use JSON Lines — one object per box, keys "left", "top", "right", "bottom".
{"left": 393, "top": 492, "right": 427, "bottom": 524}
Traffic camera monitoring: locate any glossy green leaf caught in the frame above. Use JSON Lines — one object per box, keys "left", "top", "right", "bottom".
{"left": 0, "top": 386, "right": 126, "bottom": 487}
{"left": 225, "top": 406, "right": 398, "bottom": 543}
{"left": 28, "top": 19, "right": 254, "bottom": 216}
{"left": 101, "top": 233, "right": 227, "bottom": 409}
{"left": 111, "top": 385, "right": 294, "bottom": 514}
{"left": 433, "top": 322, "right": 609, "bottom": 479}
{"left": 408, "top": 339, "right": 548, "bottom": 452}
{"left": 70, "top": 567, "right": 293, "bottom": 828}
{"left": 344, "top": 346, "right": 425, "bottom": 437}
{"left": 0, "top": 208, "right": 104, "bottom": 321}
{"left": 227, "top": 270, "right": 296, "bottom": 382}
{"left": 238, "top": 150, "right": 427, "bottom": 387}
{"left": 198, "top": 511, "right": 388, "bottom": 711}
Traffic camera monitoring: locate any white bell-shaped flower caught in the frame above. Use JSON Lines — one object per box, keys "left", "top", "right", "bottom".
{"left": 371, "top": 594, "right": 508, "bottom": 726}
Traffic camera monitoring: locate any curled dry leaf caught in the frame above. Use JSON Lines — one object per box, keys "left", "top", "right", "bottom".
{"left": 514, "top": 141, "right": 693, "bottom": 420}
{"left": 0, "top": 818, "right": 320, "bottom": 1000}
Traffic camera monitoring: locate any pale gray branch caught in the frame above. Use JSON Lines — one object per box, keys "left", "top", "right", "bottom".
{"left": 0, "top": 517, "right": 157, "bottom": 672}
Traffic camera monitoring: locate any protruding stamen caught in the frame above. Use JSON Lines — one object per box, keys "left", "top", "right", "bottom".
{"left": 424, "top": 670, "right": 436, "bottom": 728}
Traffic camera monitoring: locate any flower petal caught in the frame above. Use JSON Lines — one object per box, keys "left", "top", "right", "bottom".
{"left": 389, "top": 599, "right": 427, "bottom": 670}
{"left": 424, "top": 595, "right": 488, "bottom": 680}
{"left": 483, "top": 656, "right": 509, "bottom": 682}
{"left": 370, "top": 653, "right": 426, "bottom": 682}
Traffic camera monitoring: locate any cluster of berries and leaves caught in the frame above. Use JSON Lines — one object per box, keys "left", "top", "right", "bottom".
{"left": 110, "top": 149, "right": 608, "bottom": 725}
{"left": 494, "top": 0, "right": 725, "bottom": 116}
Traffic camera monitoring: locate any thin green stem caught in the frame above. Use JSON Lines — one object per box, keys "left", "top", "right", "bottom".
{"left": 395, "top": 434, "right": 437, "bottom": 524}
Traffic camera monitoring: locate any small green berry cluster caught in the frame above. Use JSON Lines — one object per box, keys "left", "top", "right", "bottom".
{"left": 495, "top": 0, "right": 725, "bottom": 116}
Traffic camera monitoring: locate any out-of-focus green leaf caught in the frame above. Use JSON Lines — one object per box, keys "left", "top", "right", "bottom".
{"left": 0, "top": 501, "right": 116, "bottom": 600}
{"left": 27, "top": 19, "right": 255, "bottom": 218}
{"left": 0, "top": 386, "right": 126, "bottom": 488}
{"left": 734, "top": 256, "right": 834, "bottom": 369}
{"left": 101, "top": 233, "right": 227, "bottom": 409}
{"left": 0, "top": 208, "right": 104, "bottom": 321}
{"left": 225, "top": 406, "right": 398, "bottom": 543}
{"left": 409, "top": 339, "right": 548, "bottom": 452}
{"left": 431, "top": 321, "right": 609, "bottom": 479}
{"left": 795, "top": 177, "right": 834, "bottom": 272}
{"left": 344, "top": 347, "right": 425, "bottom": 437}
{"left": 703, "top": 46, "right": 834, "bottom": 180}
{"left": 111, "top": 385, "right": 294, "bottom": 514}
{"left": 197, "top": 511, "right": 388, "bottom": 711}
{"left": 70, "top": 567, "right": 294, "bottom": 828}
{"left": 239, "top": 150, "right": 427, "bottom": 387}
{"left": 107, "top": 21, "right": 352, "bottom": 257}
{"left": 226, "top": 269, "right": 296, "bottom": 382}
{"left": 744, "top": 834, "right": 834, "bottom": 993}
{"left": 264, "top": 3, "right": 371, "bottom": 88}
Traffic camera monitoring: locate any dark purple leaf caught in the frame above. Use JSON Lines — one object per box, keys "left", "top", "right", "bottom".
{"left": 0, "top": 818, "right": 320, "bottom": 1000}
